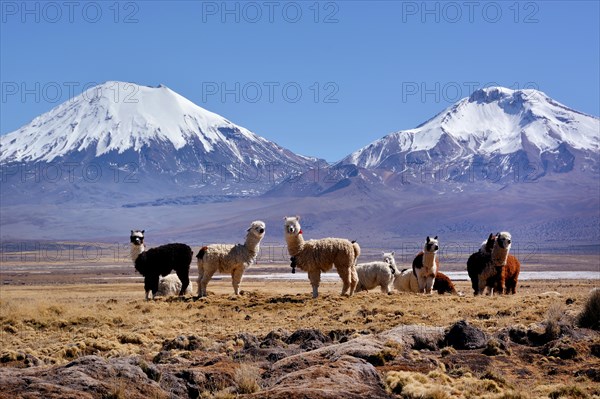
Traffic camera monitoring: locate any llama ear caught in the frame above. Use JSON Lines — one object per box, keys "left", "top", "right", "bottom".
{"left": 131, "top": 230, "right": 134, "bottom": 235}
{"left": 295, "top": 215, "right": 300, "bottom": 221}
{"left": 391, "top": 251, "right": 395, "bottom": 256}
{"left": 434, "top": 236, "right": 438, "bottom": 240}
{"left": 488, "top": 233, "right": 493, "bottom": 240}
{"left": 141, "top": 230, "right": 145, "bottom": 234}
{"left": 426, "top": 236, "right": 430, "bottom": 243}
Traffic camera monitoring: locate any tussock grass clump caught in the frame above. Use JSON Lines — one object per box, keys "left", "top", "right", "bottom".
{"left": 385, "top": 371, "right": 450, "bottom": 399}
{"left": 548, "top": 384, "right": 589, "bottom": 399}
{"left": 545, "top": 303, "right": 566, "bottom": 340}
{"left": 385, "top": 369, "right": 513, "bottom": 399}
{"left": 102, "top": 378, "right": 127, "bottom": 399}
{"left": 118, "top": 333, "right": 144, "bottom": 345}
{"left": 578, "top": 288, "right": 600, "bottom": 330}
{"left": 440, "top": 347, "right": 457, "bottom": 357}
{"left": 234, "top": 364, "right": 262, "bottom": 394}
{"left": 0, "top": 350, "right": 24, "bottom": 363}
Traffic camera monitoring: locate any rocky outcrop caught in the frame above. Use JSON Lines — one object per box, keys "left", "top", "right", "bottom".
{"left": 0, "top": 324, "right": 445, "bottom": 399}
{"left": 444, "top": 320, "right": 487, "bottom": 350}
{"left": 5, "top": 321, "right": 598, "bottom": 399}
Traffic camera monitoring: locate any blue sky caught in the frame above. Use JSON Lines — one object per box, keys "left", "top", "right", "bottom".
{"left": 1, "top": 0, "right": 599, "bottom": 161}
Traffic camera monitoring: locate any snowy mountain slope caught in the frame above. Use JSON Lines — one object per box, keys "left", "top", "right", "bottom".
{"left": 0, "top": 82, "right": 316, "bottom": 165}
{"left": 0, "top": 82, "right": 321, "bottom": 200}
{"left": 341, "top": 87, "right": 599, "bottom": 180}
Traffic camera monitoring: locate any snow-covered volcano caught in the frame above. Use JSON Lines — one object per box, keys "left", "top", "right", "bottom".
{"left": 0, "top": 82, "right": 319, "bottom": 199}
{"left": 341, "top": 87, "right": 599, "bottom": 180}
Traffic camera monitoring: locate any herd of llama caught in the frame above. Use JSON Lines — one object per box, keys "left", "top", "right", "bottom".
{"left": 130, "top": 216, "right": 520, "bottom": 300}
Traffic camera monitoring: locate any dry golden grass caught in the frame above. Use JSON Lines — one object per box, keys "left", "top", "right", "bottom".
{"left": 1, "top": 279, "right": 596, "bottom": 367}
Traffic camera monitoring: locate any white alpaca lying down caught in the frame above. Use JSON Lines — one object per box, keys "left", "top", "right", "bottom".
{"left": 393, "top": 269, "right": 421, "bottom": 292}
{"left": 355, "top": 252, "right": 398, "bottom": 294}
{"left": 394, "top": 269, "right": 459, "bottom": 295}
{"left": 155, "top": 274, "right": 194, "bottom": 297}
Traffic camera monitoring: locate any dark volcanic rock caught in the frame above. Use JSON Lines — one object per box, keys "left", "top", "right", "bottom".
{"left": 162, "top": 334, "right": 204, "bottom": 351}
{"left": 444, "top": 320, "right": 487, "bottom": 350}
{"left": 286, "top": 328, "right": 331, "bottom": 350}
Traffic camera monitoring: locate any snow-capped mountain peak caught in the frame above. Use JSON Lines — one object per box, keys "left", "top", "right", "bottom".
{"left": 342, "top": 87, "right": 599, "bottom": 170}
{"left": 0, "top": 81, "right": 272, "bottom": 163}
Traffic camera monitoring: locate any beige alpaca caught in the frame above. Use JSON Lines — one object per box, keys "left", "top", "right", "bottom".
{"left": 284, "top": 216, "right": 360, "bottom": 298}
{"left": 197, "top": 221, "right": 265, "bottom": 297}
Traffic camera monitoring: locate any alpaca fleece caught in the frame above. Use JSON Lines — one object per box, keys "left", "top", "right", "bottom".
{"left": 356, "top": 252, "right": 397, "bottom": 294}
{"left": 469, "top": 232, "right": 520, "bottom": 295}
{"left": 197, "top": 221, "right": 265, "bottom": 297}
{"left": 412, "top": 236, "right": 440, "bottom": 294}
{"left": 156, "top": 274, "right": 194, "bottom": 297}
{"left": 284, "top": 216, "right": 360, "bottom": 298}
{"left": 467, "top": 233, "right": 496, "bottom": 295}
{"left": 394, "top": 269, "right": 421, "bottom": 293}
{"left": 134, "top": 243, "right": 193, "bottom": 300}
{"left": 478, "top": 232, "right": 511, "bottom": 295}
{"left": 394, "top": 269, "right": 457, "bottom": 295}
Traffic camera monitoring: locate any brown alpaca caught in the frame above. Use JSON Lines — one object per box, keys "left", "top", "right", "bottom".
{"left": 469, "top": 232, "right": 521, "bottom": 295}
{"left": 502, "top": 255, "right": 521, "bottom": 294}
{"left": 433, "top": 272, "right": 457, "bottom": 295}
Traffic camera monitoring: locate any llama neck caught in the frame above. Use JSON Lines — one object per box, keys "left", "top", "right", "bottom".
{"left": 130, "top": 243, "right": 145, "bottom": 262}
{"left": 244, "top": 232, "right": 262, "bottom": 258}
{"left": 286, "top": 233, "right": 305, "bottom": 256}
{"left": 422, "top": 252, "right": 437, "bottom": 270}
{"left": 491, "top": 244, "right": 510, "bottom": 267}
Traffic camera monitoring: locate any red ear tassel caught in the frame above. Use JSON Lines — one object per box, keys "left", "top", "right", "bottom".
{"left": 299, "top": 230, "right": 303, "bottom": 234}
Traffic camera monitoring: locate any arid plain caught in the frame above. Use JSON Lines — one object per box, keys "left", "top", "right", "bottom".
{"left": 0, "top": 246, "right": 598, "bottom": 399}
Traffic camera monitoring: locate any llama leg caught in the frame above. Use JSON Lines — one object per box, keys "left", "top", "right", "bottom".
{"left": 380, "top": 282, "right": 390, "bottom": 294}
{"left": 308, "top": 270, "right": 321, "bottom": 298}
{"left": 196, "top": 264, "right": 204, "bottom": 297}
{"left": 417, "top": 273, "right": 427, "bottom": 293}
{"left": 498, "top": 273, "right": 506, "bottom": 295}
{"left": 425, "top": 275, "right": 435, "bottom": 294}
{"left": 231, "top": 266, "right": 244, "bottom": 295}
{"left": 337, "top": 266, "right": 351, "bottom": 296}
{"left": 478, "top": 275, "right": 487, "bottom": 296}
{"left": 349, "top": 266, "right": 358, "bottom": 296}
{"left": 471, "top": 277, "right": 479, "bottom": 296}
{"left": 145, "top": 276, "right": 159, "bottom": 300}
{"left": 199, "top": 268, "right": 216, "bottom": 297}
{"left": 176, "top": 270, "right": 190, "bottom": 296}
{"left": 505, "top": 280, "right": 516, "bottom": 294}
